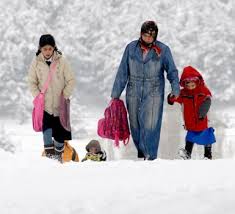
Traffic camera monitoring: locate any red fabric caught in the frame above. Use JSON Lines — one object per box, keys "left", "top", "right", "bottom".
{"left": 97, "top": 99, "right": 130, "bottom": 147}
{"left": 152, "top": 45, "right": 161, "bottom": 56}
{"left": 170, "top": 66, "right": 212, "bottom": 131}
{"left": 140, "top": 42, "right": 161, "bottom": 57}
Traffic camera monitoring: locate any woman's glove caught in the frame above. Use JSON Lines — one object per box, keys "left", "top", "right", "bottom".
{"left": 167, "top": 93, "right": 175, "bottom": 105}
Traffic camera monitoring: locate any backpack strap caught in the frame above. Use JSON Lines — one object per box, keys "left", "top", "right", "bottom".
{"left": 41, "top": 61, "right": 57, "bottom": 94}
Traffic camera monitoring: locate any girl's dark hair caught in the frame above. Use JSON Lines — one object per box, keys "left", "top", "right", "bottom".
{"left": 36, "top": 34, "right": 62, "bottom": 56}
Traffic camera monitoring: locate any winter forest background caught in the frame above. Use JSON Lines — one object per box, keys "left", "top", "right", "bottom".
{"left": 0, "top": 0, "right": 235, "bottom": 159}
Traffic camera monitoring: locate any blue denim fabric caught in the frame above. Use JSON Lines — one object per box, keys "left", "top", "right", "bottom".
{"left": 111, "top": 40, "right": 180, "bottom": 159}
{"left": 43, "top": 128, "right": 53, "bottom": 146}
{"left": 54, "top": 140, "right": 65, "bottom": 152}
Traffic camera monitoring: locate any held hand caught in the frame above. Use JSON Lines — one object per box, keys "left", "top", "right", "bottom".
{"left": 171, "top": 92, "right": 180, "bottom": 99}
{"left": 167, "top": 93, "right": 175, "bottom": 105}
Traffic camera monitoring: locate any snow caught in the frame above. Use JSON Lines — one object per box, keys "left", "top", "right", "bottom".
{"left": 1, "top": 153, "right": 235, "bottom": 214}
{"left": 1, "top": 158, "right": 235, "bottom": 214}
{"left": 0, "top": 0, "right": 235, "bottom": 213}
{"left": 0, "top": 119, "right": 235, "bottom": 214}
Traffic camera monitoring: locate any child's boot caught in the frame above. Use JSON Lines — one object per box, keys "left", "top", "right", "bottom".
{"left": 204, "top": 145, "right": 212, "bottom": 160}
{"left": 179, "top": 141, "right": 194, "bottom": 159}
{"left": 185, "top": 141, "right": 194, "bottom": 158}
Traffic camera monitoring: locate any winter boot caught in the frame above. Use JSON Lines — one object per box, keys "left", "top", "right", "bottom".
{"left": 185, "top": 141, "right": 194, "bottom": 158}
{"left": 178, "top": 141, "right": 194, "bottom": 159}
{"left": 54, "top": 140, "right": 65, "bottom": 163}
{"left": 137, "top": 150, "right": 145, "bottom": 159}
{"left": 178, "top": 148, "right": 191, "bottom": 160}
{"left": 44, "top": 145, "right": 55, "bottom": 159}
{"left": 54, "top": 151, "right": 63, "bottom": 163}
{"left": 204, "top": 145, "right": 212, "bottom": 160}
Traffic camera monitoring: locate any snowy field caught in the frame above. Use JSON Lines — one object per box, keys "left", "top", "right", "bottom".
{"left": 0, "top": 109, "right": 235, "bottom": 214}
{"left": 0, "top": 0, "right": 234, "bottom": 213}
{"left": 1, "top": 151, "right": 235, "bottom": 214}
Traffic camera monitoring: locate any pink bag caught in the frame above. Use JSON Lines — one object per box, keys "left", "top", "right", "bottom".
{"left": 97, "top": 99, "right": 130, "bottom": 147}
{"left": 59, "top": 94, "right": 71, "bottom": 131}
{"left": 32, "top": 62, "right": 57, "bottom": 132}
{"left": 32, "top": 93, "right": 45, "bottom": 132}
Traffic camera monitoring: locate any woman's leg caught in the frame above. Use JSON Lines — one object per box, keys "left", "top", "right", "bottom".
{"left": 52, "top": 116, "right": 69, "bottom": 161}
{"left": 43, "top": 128, "right": 54, "bottom": 157}
{"left": 42, "top": 112, "right": 54, "bottom": 157}
{"left": 53, "top": 139, "right": 65, "bottom": 161}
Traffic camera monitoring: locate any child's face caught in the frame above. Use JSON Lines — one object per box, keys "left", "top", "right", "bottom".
{"left": 89, "top": 147, "right": 97, "bottom": 154}
{"left": 40, "top": 45, "right": 55, "bottom": 60}
{"left": 185, "top": 81, "right": 197, "bottom": 90}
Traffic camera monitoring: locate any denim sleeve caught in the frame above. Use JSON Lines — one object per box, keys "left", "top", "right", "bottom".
{"left": 163, "top": 46, "right": 180, "bottom": 96}
{"left": 111, "top": 46, "right": 129, "bottom": 98}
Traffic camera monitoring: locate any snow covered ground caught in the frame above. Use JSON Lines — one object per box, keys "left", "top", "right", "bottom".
{"left": 0, "top": 0, "right": 234, "bottom": 213}
{"left": 1, "top": 153, "right": 235, "bottom": 214}
{"left": 1, "top": 111, "right": 235, "bottom": 214}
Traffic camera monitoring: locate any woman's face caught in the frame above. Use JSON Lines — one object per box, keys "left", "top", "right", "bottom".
{"left": 141, "top": 33, "right": 155, "bottom": 44}
{"left": 40, "top": 45, "right": 55, "bottom": 59}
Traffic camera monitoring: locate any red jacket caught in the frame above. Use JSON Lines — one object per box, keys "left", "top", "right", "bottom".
{"left": 169, "top": 66, "right": 212, "bottom": 131}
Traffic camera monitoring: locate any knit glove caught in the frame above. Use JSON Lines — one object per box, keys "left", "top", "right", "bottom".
{"left": 167, "top": 93, "right": 175, "bottom": 105}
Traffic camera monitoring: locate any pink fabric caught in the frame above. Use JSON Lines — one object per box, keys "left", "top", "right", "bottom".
{"left": 32, "top": 93, "right": 45, "bottom": 132}
{"left": 97, "top": 99, "right": 130, "bottom": 147}
{"left": 32, "top": 62, "right": 57, "bottom": 132}
{"left": 59, "top": 94, "right": 71, "bottom": 131}
{"left": 97, "top": 118, "right": 106, "bottom": 138}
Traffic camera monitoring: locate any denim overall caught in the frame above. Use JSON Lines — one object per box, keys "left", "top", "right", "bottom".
{"left": 111, "top": 40, "right": 180, "bottom": 159}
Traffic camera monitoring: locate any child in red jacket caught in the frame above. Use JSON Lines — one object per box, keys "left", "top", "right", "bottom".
{"left": 168, "top": 66, "right": 216, "bottom": 159}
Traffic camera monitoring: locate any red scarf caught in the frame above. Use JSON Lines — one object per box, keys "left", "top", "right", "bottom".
{"left": 140, "top": 40, "right": 161, "bottom": 57}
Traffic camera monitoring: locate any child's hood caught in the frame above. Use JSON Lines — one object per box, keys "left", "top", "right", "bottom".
{"left": 180, "top": 66, "right": 204, "bottom": 87}
{"left": 180, "top": 66, "right": 212, "bottom": 96}
{"left": 86, "top": 140, "right": 101, "bottom": 153}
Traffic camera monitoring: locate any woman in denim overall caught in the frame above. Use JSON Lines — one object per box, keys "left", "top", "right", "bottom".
{"left": 111, "top": 21, "right": 180, "bottom": 160}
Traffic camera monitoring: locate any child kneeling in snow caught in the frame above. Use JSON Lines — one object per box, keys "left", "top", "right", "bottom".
{"left": 168, "top": 66, "right": 216, "bottom": 160}
{"left": 82, "top": 140, "right": 107, "bottom": 162}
